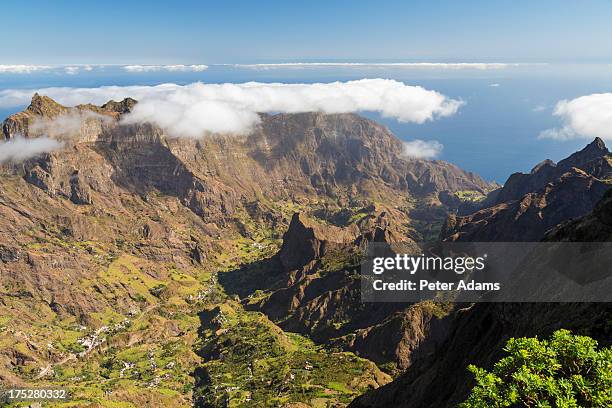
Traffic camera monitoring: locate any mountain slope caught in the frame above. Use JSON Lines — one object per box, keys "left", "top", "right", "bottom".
{"left": 442, "top": 138, "right": 612, "bottom": 241}
{"left": 349, "top": 143, "right": 612, "bottom": 408}
{"left": 0, "top": 94, "right": 489, "bottom": 406}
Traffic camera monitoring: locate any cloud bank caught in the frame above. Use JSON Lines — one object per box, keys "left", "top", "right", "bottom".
{"left": 401, "top": 139, "right": 443, "bottom": 159}
{"left": 0, "top": 64, "right": 207, "bottom": 75}
{"left": 29, "top": 111, "right": 112, "bottom": 139}
{"left": 540, "top": 93, "right": 612, "bottom": 140}
{"left": 230, "top": 62, "right": 537, "bottom": 70}
{"left": 122, "top": 65, "right": 208, "bottom": 72}
{"left": 0, "top": 79, "right": 463, "bottom": 137}
{"left": 0, "top": 137, "right": 63, "bottom": 163}
{"left": 0, "top": 65, "right": 53, "bottom": 74}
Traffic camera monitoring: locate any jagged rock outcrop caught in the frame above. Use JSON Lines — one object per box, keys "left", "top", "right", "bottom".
{"left": 350, "top": 189, "right": 612, "bottom": 408}
{"left": 2, "top": 94, "right": 68, "bottom": 139}
{"left": 279, "top": 213, "right": 358, "bottom": 272}
{"left": 101, "top": 97, "right": 137, "bottom": 114}
{"left": 487, "top": 137, "right": 611, "bottom": 206}
{"left": 1, "top": 93, "right": 122, "bottom": 141}
{"left": 69, "top": 171, "right": 93, "bottom": 205}
{"left": 442, "top": 139, "right": 612, "bottom": 241}
{"left": 244, "top": 210, "right": 455, "bottom": 371}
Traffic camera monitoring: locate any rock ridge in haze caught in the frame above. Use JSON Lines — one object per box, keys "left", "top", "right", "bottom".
{"left": 442, "top": 138, "right": 612, "bottom": 242}
{"left": 489, "top": 137, "right": 611, "bottom": 206}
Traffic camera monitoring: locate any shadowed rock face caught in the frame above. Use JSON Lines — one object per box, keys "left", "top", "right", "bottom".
{"left": 442, "top": 138, "right": 612, "bottom": 242}
{"left": 545, "top": 188, "right": 612, "bottom": 241}
{"left": 279, "top": 213, "right": 359, "bottom": 272}
{"left": 349, "top": 301, "right": 611, "bottom": 408}
{"left": 349, "top": 142, "right": 612, "bottom": 408}
{"left": 489, "top": 137, "right": 611, "bottom": 206}
{"left": 241, "top": 209, "right": 457, "bottom": 372}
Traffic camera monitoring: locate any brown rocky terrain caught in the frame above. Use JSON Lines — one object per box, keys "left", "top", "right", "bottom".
{"left": 349, "top": 189, "right": 612, "bottom": 408}
{"left": 348, "top": 144, "right": 612, "bottom": 408}
{"left": 3, "top": 93, "right": 607, "bottom": 407}
{"left": 224, "top": 139, "right": 612, "bottom": 380}
{"left": 223, "top": 210, "right": 454, "bottom": 373}
{"left": 0, "top": 94, "right": 490, "bottom": 406}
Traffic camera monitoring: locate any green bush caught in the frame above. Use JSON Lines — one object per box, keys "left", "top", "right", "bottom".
{"left": 460, "top": 329, "right": 611, "bottom": 407}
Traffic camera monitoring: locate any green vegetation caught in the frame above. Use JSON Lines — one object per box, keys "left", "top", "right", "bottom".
{"left": 461, "top": 330, "right": 611, "bottom": 407}
{"left": 0, "top": 178, "right": 441, "bottom": 407}
{"left": 455, "top": 190, "right": 486, "bottom": 202}
{"left": 194, "top": 303, "right": 389, "bottom": 407}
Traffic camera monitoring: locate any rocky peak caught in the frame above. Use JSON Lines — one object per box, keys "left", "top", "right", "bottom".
{"left": 558, "top": 137, "right": 610, "bottom": 169}
{"left": 279, "top": 213, "right": 358, "bottom": 272}
{"left": 530, "top": 158, "right": 556, "bottom": 174}
{"left": 588, "top": 136, "right": 607, "bottom": 152}
{"left": 2, "top": 94, "right": 69, "bottom": 139}
{"left": 487, "top": 138, "right": 611, "bottom": 206}
{"left": 442, "top": 138, "right": 612, "bottom": 242}
{"left": 27, "top": 93, "right": 68, "bottom": 118}
{"left": 101, "top": 98, "right": 138, "bottom": 114}
{"left": 2, "top": 94, "right": 130, "bottom": 141}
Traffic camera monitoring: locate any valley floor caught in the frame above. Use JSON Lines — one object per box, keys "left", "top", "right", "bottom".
{"left": 1, "top": 227, "right": 394, "bottom": 408}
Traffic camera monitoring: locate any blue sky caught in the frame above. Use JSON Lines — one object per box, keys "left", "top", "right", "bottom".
{"left": 2, "top": 0, "right": 612, "bottom": 64}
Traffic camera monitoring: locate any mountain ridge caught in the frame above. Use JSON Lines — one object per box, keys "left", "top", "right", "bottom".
{"left": 1, "top": 94, "right": 609, "bottom": 407}
{"left": 0, "top": 94, "right": 490, "bottom": 406}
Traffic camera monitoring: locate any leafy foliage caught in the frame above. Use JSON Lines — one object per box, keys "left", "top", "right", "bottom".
{"left": 461, "top": 329, "right": 611, "bottom": 407}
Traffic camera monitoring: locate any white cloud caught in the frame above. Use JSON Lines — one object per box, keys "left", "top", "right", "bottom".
{"left": 0, "top": 137, "right": 63, "bottom": 163}
{"left": 401, "top": 139, "right": 443, "bottom": 159}
{"left": 538, "top": 127, "right": 576, "bottom": 140}
{"left": 489, "top": 83, "right": 500, "bottom": 87}
{"left": 0, "top": 79, "right": 463, "bottom": 138}
{"left": 539, "top": 93, "right": 612, "bottom": 140}
{"left": 29, "top": 111, "right": 112, "bottom": 139}
{"left": 0, "top": 65, "right": 54, "bottom": 74}
{"left": 0, "top": 64, "right": 96, "bottom": 75}
{"left": 0, "top": 64, "right": 210, "bottom": 75}
{"left": 229, "top": 62, "right": 538, "bottom": 70}
{"left": 64, "top": 66, "right": 80, "bottom": 75}
{"left": 122, "top": 64, "right": 208, "bottom": 72}
{"left": 532, "top": 104, "right": 547, "bottom": 112}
